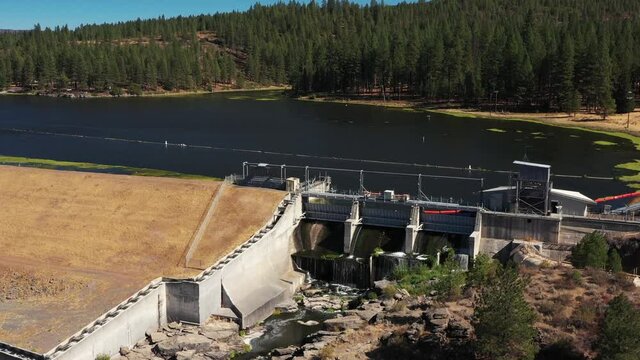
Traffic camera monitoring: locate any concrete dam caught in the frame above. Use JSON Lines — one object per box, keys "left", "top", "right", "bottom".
{"left": 4, "top": 165, "right": 640, "bottom": 360}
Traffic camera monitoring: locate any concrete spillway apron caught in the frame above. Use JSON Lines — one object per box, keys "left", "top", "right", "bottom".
{"left": 182, "top": 182, "right": 228, "bottom": 269}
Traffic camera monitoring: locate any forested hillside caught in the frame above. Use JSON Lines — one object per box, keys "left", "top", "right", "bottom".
{"left": 0, "top": 0, "right": 639, "bottom": 114}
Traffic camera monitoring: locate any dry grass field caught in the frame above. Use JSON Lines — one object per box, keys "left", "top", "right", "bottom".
{"left": 0, "top": 165, "right": 284, "bottom": 352}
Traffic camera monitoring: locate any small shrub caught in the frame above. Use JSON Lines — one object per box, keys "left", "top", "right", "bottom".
{"left": 128, "top": 83, "right": 143, "bottom": 96}
{"left": 469, "top": 253, "right": 501, "bottom": 287}
{"left": 367, "top": 291, "right": 378, "bottom": 300}
{"left": 95, "top": 355, "right": 110, "bottom": 360}
{"left": 109, "top": 86, "right": 123, "bottom": 97}
{"left": 613, "top": 272, "right": 634, "bottom": 291}
{"left": 585, "top": 268, "right": 610, "bottom": 286}
{"left": 571, "top": 302, "right": 597, "bottom": 329}
{"left": 373, "top": 247, "right": 384, "bottom": 257}
{"left": 390, "top": 300, "right": 407, "bottom": 312}
{"left": 555, "top": 293, "right": 573, "bottom": 304}
{"left": 382, "top": 284, "right": 398, "bottom": 300}
{"left": 319, "top": 346, "right": 335, "bottom": 360}
{"left": 570, "top": 270, "right": 583, "bottom": 285}
{"left": 537, "top": 301, "right": 556, "bottom": 317}
{"left": 434, "top": 269, "right": 467, "bottom": 301}
{"left": 549, "top": 312, "right": 569, "bottom": 329}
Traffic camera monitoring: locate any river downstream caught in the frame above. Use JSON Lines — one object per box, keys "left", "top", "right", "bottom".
{"left": 0, "top": 91, "right": 635, "bottom": 200}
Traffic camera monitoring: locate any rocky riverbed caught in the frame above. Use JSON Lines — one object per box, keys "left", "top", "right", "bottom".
{"left": 119, "top": 279, "right": 474, "bottom": 360}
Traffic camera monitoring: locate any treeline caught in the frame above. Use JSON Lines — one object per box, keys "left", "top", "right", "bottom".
{"left": 0, "top": 24, "right": 239, "bottom": 95}
{"left": 0, "top": 0, "right": 639, "bottom": 114}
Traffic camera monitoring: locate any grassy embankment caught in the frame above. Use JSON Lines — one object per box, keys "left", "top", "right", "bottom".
{"left": 0, "top": 155, "right": 219, "bottom": 180}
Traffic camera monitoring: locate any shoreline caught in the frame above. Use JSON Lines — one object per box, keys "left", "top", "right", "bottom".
{"left": 0, "top": 85, "right": 290, "bottom": 99}
{"left": 297, "top": 95, "right": 640, "bottom": 150}
{"left": 0, "top": 155, "right": 220, "bottom": 180}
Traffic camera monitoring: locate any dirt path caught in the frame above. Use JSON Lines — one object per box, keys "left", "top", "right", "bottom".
{"left": 183, "top": 182, "right": 228, "bottom": 269}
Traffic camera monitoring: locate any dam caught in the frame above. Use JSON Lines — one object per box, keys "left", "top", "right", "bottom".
{"left": 2, "top": 161, "right": 640, "bottom": 360}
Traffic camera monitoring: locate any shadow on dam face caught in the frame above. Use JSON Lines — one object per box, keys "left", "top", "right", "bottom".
{"left": 414, "top": 231, "right": 469, "bottom": 257}
{"left": 292, "top": 221, "right": 469, "bottom": 288}
{"left": 293, "top": 220, "right": 344, "bottom": 256}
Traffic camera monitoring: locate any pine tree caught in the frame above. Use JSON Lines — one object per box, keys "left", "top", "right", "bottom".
{"left": 558, "top": 35, "right": 580, "bottom": 115}
{"left": 571, "top": 232, "right": 609, "bottom": 269}
{"left": 473, "top": 266, "right": 537, "bottom": 360}
{"left": 596, "top": 294, "right": 640, "bottom": 360}
{"left": 594, "top": 33, "right": 616, "bottom": 119}
{"left": 607, "top": 248, "right": 623, "bottom": 273}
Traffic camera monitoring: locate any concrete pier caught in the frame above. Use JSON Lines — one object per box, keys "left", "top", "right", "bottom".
{"left": 343, "top": 200, "right": 361, "bottom": 254}
{"left": 404, "top": 205, "right": 422, "bottom": 254}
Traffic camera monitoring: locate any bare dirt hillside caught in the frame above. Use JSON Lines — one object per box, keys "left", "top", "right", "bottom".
{"left": 0, "top": 166, "right": 284, "bottom": 352}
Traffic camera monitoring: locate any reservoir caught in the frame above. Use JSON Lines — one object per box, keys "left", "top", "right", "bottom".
{"left": 0, "top": 92, "right": 635, "bottom": 201}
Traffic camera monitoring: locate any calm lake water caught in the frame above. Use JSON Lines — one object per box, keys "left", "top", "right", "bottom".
{"left": 0, "top": 92, "right": 635, "bottom": 201}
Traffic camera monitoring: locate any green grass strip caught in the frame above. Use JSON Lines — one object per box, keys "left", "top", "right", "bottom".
{"left": 0, "top": 155, "right": 220, "bottom": 180}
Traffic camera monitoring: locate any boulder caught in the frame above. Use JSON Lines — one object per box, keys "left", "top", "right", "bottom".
{"left": 374, "top": 279, "right": 394, "bottom": 291}
{"left": 176, "top": 350, "right": 196, "bottom": 360}
{"left": 424, "top": 307, "right": 450, "bottom": 332}
{"left": 148, "top": 331, "right": 168, "bottom": 344}
{"left": 272, "top": 346, "right": 298, "bottom": 356}
{"left": 205, "top": 349, "right": 229, "bottom": 360}
{"left": 382, "top": 299, "right": 397, "bottom": 308}
{"left": 323, "top": 315, "right": 365, "bottom": 331}
{"left": 201, "top": 320, "right": 239, "bottom": 341}
{"left": 351, "top": 309, "right": 381, "bottom": 323}
{"left": 119, "top": 346, "right": 130, "bottom": 356}
{"left": 156, "top": 334, "right": 212, "bottom": 357}
{"left": 447, "top": 319, "right": 472, "bottom": 339}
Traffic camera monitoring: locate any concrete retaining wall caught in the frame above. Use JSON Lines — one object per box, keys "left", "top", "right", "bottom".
{"left": 216, "top": 194, "right": 302, "bottom": 327}
{"left": 51, "top": 282, "right": 165, "bottom": 360}
{"left": 39, "top": 193, "right": 303, "bottom": 360}
{"left": 481, "top": 211, "right": 560, "bottom": 243}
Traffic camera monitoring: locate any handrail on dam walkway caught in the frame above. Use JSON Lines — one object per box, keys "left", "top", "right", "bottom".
{"left": 239, "top": 161, "right": 486, "bottom": 204}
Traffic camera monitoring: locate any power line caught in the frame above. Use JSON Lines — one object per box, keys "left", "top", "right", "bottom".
{"left": 0, "top": 127, "right": 616, "bottom": 181}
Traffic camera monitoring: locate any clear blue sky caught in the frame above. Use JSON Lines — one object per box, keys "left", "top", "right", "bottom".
{"left": 0, "top": 0, "right": 409, "bottom": 30}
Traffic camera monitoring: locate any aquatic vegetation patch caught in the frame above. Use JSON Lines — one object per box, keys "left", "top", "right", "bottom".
{"left": 615, "top": 160, "right": 640, "bottom": 188}
{"left": 0, "top": 155, "right": 219, "bottom": 180}
{"left": 593, "top": 140, "right": 618, "bottom": 146}
{"left": 487, "top": 128, "right": 507, "bottom": 133}
{"left": 531, "top": 131, "right": 545, "bottom": 136}
{"left": 430, "top": 110, "right": 640, "bottom": 151}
